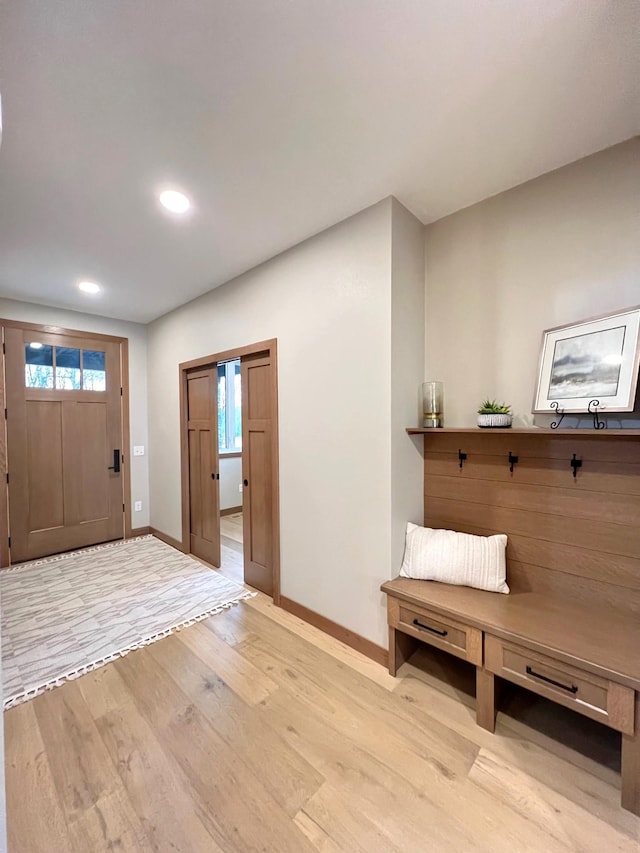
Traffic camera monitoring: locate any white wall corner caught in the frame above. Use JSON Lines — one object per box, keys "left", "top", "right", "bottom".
{"left": 390, "top": 198, "right": 426, "bottom": 578}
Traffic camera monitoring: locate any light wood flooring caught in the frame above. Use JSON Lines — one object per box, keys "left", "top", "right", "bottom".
{"left": 5, "top": 550, "right": 640, "bottom": 851}
{"left": 220, "top": 511, "right": 243, "bottom": 545}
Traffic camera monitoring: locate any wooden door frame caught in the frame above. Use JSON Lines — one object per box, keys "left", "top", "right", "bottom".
{"left": 0, "top": 318, "right": 132, "bottom": 568}
{"left": 179, "top": 338, "right": 281, "bottom": 604}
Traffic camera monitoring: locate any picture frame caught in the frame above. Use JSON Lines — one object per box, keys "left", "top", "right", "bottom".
{"left": 532, "top": 306, "right": 640, "bottom": 414}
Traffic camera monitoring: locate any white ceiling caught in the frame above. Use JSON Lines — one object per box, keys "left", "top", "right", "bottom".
{"left": 0, "top": 0, "right": 638, "bottom": 323}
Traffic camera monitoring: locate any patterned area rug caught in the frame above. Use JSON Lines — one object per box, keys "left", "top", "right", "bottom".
{"left": 1, "top": 535, "right": 254, "bottom": 709}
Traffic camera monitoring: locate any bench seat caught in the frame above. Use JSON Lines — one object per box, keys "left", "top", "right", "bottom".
{"left": 381, "top": 576, "right": 640, "bottom": 816}
{"left": 381, "top": 577, "right": 640, "bottom": 690}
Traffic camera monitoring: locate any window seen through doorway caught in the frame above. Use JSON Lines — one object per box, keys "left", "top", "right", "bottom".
{"left": 217, "top": 359, "right": 241, "bottom": 452}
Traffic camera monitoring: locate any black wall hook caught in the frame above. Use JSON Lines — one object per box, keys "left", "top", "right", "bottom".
{"left": 508, "top": 451, "right": 519, "bottom": 473}
{"left": 458, "top": 449, "right": 467, "bottom": 470}
{"left": 570, "top": 453, "right": 582, "bottom": 478}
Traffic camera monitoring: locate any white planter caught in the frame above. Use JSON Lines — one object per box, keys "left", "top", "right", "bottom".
{"left": 477, "top": 413, "right": 512, "bottom": 428}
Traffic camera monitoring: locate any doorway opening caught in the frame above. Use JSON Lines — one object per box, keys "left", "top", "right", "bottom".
{"left": 218, "top": 357, "right": 244, "bottom": 584}
{"left": 179, "top": 339, "right": 280, "bottom": 603}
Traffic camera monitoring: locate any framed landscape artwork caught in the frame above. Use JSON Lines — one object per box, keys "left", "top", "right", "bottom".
{"left": 533, "top": 306, "right": 640, "bottom": 413}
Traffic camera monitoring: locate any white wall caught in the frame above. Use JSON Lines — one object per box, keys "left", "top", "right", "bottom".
{"left": 390, "top": 199, "right": 426, "bottom": 568}
{"left": 0, "top": 299, "right": 150, "bottom": 527}
{"left": 425, "top": 139, "right": 640, "bottom": 428}
{"left": 148, "top": 199, "right": 399, "bottom": 646}
{"left": 219, "top": 455, "right": 242, "bottom": 511}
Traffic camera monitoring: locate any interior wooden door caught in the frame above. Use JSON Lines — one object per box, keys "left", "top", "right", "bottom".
{"left": 5, "top": 327, "right": 124, "bottom": 563}
{"left": 241, "top": 352, "right": 274, "bottom": 595}
{"left": 186, "top": 368, "right": 221, "bottom": 566}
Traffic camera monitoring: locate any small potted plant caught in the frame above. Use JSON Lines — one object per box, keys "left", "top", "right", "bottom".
{"left": 477, "top": 399, "right": 512, "bottom": 428}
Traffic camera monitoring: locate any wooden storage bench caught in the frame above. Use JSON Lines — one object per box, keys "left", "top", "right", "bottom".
{"left": 381, "top": 576, "right": 640, "bottom": 816}
{"left": 395, "top": 426, "right": 640, "bottom": 815}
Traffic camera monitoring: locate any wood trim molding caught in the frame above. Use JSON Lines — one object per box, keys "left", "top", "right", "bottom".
{"left": 280, "top": 595, "right": 388, "bottom": 668}
{"left": 120, "top": 338, "right": 132, "bottom": 539}
{"left": 179, "top": 363, "right": 191, "bottom": 554}
{"left": 149, "top": 527, "right": 186, "bottom": 553}
{"left": 0, "top": 327, "right": 8, "bottom": 568}
{"left": 130, "top": 526, "right": 150, "bottom": 537}
{"left": 220, "top": 506, "right": 242, "bottom": 516}
{"left": 179, "top": 339, "right": 277, "bottom": 373}
{"left": 270, "top": 340, "right": 281, "bottom": 606}
{"left": 0, "top": 318, "right": 129, "bottom": 345}
{"left": 220, "top": 451, "right": 242, "bottom": 459}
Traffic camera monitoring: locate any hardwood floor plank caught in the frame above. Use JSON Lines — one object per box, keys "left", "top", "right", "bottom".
{"left": 247, "top": 593, "right": 398, "bottom": 691}
{"left": 32, "top": 680, "right": 123, "bottom": 820}
{"left": 113, "top": 644, "right": 317, "bottom": 852}
{"left": 4, "top": 702, "right": 70, "bottom": 852}
{"left": 177, "top": 617, "right": 279, "bottom": 704}
{"left": 95, "top": 703, "right": 225, "bottom": 853}
{"left": 262, "top": 687, "right": 570, "bottom": 853}
{"left": 199, "top": 605, "right": 256, "bottom": 646}
{"left": 65, "top": 789, "right": 152, "bottom": 853}
{"left": 298, "top": 783, "right": 399, "bottom": 853}
{"left": 236, "top": 626, "right": 480, "bottom": 779}
{"left": 220, "top": 513, "right": 243, "bottom": 545}
{"left": 293, "top": 808, "right": 348, "bottom": 853}
{"left": 77, "top": 659, "right": 135, "bottom": 718}
{"left": 148, "top": 630, "right": 324, "bottom": 816}
{"left": 469, "top": 748, "right": 640, "bottom": 852}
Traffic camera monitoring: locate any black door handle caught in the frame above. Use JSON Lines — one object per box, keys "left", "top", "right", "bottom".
{"left": 243, "top": 479, "right": 249, "bottom": 487}
{"left": 108, "top": 449, "right": 121, "bottom": 474}
{"left": 211, "top": 473, "right": 219, "bottom": 480}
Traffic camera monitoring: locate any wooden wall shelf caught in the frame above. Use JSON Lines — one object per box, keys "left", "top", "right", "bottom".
{"left": 406, "top": 427, "right": 640, "bottom": 437}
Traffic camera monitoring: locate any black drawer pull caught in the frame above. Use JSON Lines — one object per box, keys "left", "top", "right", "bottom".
{"left": 525, "top": 665, "right": 578, "bottom": 694}
{"left": 412, "top": 618, "right": 448, "bottom": 637}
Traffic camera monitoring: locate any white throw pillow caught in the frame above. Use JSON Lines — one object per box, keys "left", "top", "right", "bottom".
{"left": 400, "top": 523, "right": 509, "bottom": 594}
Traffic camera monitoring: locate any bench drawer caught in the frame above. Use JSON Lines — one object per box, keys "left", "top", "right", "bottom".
{"left": 388, "top": 597, "right": 482, "bottom": 665}
{"left": 484, "top": 634, "right": 635, "bottom": 734}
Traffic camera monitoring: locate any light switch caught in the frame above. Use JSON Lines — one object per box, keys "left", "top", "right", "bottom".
{"left": 133, "top": 446, "right": 145, "bottom": 456}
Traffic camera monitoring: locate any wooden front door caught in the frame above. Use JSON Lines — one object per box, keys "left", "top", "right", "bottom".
{"left": 186, "top": 368, "right": 221, "bottom": 566}
{"left": 241, "top": 352, "right": 275, "bottom": 595}
{"left": 5, "top": 327, "right": 124, "bottom": 563}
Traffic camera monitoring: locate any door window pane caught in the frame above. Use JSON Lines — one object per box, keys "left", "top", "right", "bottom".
{"left": 25, "top": 343, "right": 54, "bottom": 388}
{"left": 24, "top": 343, "right": 108, "bottom": 392}
{"left": 55, "top": 347, "right": 81, "bottom": 389}
{"left": 82, "top": 350, "right": 106, "bottom": 391}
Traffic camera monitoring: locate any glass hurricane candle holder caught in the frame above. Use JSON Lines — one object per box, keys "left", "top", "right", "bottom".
{"left": 421, "top": 381, "right": 443, "bottom": 428}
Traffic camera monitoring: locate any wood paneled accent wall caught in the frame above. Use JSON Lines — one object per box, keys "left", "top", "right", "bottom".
{"left": 421, "top": 432, "right": 640, "bottom": 616}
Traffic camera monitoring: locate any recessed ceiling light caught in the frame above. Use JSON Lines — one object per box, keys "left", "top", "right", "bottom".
{"left": 159, "top": 189, "right": 191, "bottom": 214}
{"left": 78, "top": 280, "right": 101, "bottom": 294}
{"left": 29, "top": 342, "right": 43, "bottom": 349}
